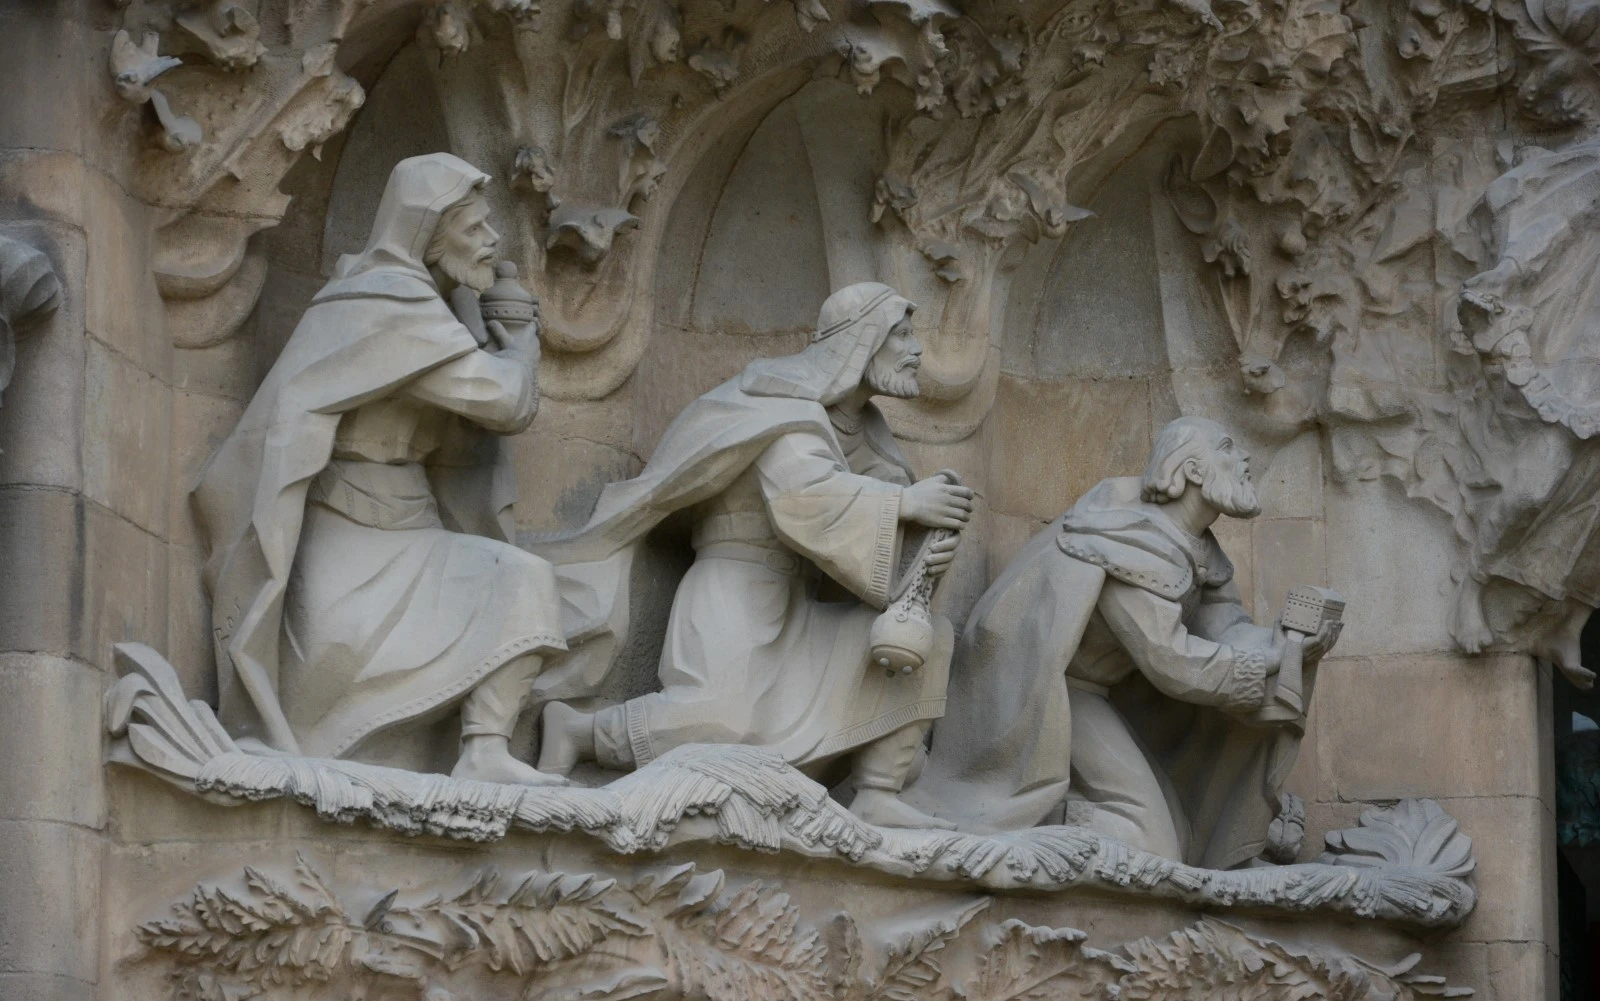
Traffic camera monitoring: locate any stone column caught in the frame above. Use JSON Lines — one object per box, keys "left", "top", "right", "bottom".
{"left": 0, "top": 3, "right": 172, "bottom": 998}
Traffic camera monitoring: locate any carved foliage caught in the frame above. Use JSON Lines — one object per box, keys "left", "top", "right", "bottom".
{"left": 137, "top": 857, "right": 1470, "bottom": 1000}
{"left": 107, "top": 642, "right": 1479, "bottom": 928}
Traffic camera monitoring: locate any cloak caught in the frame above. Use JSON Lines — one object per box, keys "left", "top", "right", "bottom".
{"left": 193, "top": 154, "right": 526, "bottom": 754}
{"left": 909, "top": 478, "right": 1307, "bottom": 870}
{"left": 527, "top": 284, "right": 917, "bottom": 705}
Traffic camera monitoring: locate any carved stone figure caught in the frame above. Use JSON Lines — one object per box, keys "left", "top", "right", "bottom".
{"left": 909, "top": 418, "right": 1339, "bottom": 868}
{"left": 0, "top": 233, "right": 64, "bottom": 408}
{"left": 191, "top": 153, "right": 569, "bottom": 786}
{"left": 1446, "top": 139, "right": 1600, "bottom": 689}
{"left": 533, "top": 283, "right": 973, "bottom": 828}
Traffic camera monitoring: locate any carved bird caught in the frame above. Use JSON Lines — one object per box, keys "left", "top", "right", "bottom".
{"left": 110, "top": 29, "right": 183, "bottom": 105}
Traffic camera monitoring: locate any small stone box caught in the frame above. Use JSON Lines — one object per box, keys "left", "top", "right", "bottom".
{"left": 1281, "top": 585, "right": 1345, "bottom": 635}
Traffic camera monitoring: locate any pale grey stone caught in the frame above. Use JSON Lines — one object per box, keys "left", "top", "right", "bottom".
{"left": 0, "top": 654, "right": 105, "bottom": 828}
{"left": 0, "top": 820, "right": 101, "bottom": 982}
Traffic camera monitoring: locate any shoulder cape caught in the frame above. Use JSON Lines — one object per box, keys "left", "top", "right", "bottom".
{"left": 911, "top": 478, "right": 1294, "bottom": 870}
{"left": 525, "top": 374, "right": 912, "bottom": 705}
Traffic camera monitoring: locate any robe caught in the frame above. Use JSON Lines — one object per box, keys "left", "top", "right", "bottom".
{"left": 527, "top": 284, "right": 952, "bottom": 770}
{"left": 192, "top": 153, "right": 565, "bottom": 760}
{"left": 591, "top": 425, "right": 950, "bottom": 770}
{"left": 908, "top": 477, "right": 1305, "bottom": 870}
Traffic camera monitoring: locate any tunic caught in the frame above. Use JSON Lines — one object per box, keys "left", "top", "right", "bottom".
{"left": 595, "top": 427, "right": 950, "bottom": 771}
{"left": 281, "top": 350, "right": 566, "bottom": 759}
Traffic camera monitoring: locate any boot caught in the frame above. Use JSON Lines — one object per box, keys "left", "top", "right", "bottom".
{"left": 847, "top": 722, "right": 954, "bottom": 830}
{"left": 452, "top": 655, "right": 567, "bottom": 787}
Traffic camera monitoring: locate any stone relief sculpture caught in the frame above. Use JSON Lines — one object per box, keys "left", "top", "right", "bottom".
{"left": 533, "top": 283, "right": 973, "bottom": 829}
{"left": 911, "top": 418, "right": 1338, "bottom": 869}
{"left": 1443, "top": 139, "right": 1600, "bottom": 689}
{"left": 190, "top": 153, "right": 570, "bottom": 786}
{"left": 0, "top": 233, "right": 64, "bottom": 408}
{"left": 81, "top": 0, "right": 1600, "bottom": 988}
{"left": 133, "top": 854, "right": 1470, "bottom": 1001}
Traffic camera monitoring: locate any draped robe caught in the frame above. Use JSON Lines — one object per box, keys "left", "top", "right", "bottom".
{"left": 909, "top": 478, "right": 1305, "bottom": 870}
{"left": 192, "top": 154, "right": 565, "bottom": 760}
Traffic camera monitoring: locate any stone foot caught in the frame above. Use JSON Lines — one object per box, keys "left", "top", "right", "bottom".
{"left": 849, "top": 788, "right": 956, "bottom": 831}
{"left": 1533, "top": 605, "right": 1596, "bottom": 690}
{"left": 452, "top": 735, "right": 569, "bottom": 787}
{"left": 538, "top": 701, "right": 591, "bottom": 775}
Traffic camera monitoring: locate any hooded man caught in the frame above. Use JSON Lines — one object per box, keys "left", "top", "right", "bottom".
{"left": 192, "top": 153, "right": 568, "bottom": 786}
{"left": 906, "top": 417, "right": 1339, "bottom": 868}
{"left": 532, "top": 282, "right": 973, "bottom": 829}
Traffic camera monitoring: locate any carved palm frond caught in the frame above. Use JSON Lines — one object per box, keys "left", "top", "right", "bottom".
{"left": 660, "top": 879, "right": 832, "bottom": 1001}
{"left": 384, "top": 869, "right": 652, "bottom": 975}
{"left": 136, "top": 853, "right": 356, "bottom": 990}
{"left": 866, "top": 897, "right": 989, "bottom": 1001}
{"left": 960, "top": 920, "right": 1114, "bottom": 1001}
{"left": 1322, "top": 799, "right": 1476, "bottom": 878}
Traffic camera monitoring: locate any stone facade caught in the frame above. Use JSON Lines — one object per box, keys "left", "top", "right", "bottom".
{"left": 4, "top": 0, "right": 1597, "bottom": 998}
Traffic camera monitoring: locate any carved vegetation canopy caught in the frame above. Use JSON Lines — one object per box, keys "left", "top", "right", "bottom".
{"left": 108, "top": 0, "right": 1600, "bottom": 657}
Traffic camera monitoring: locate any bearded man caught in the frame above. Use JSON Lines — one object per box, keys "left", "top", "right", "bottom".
{"left": 192, "top": 153, "right": 568, "bottom": 786}
{"left": 533, "top": 282, "right": 973, "bottom": 829}
{"left": 906, "top": 417, "right": 1339, "bottom": 867}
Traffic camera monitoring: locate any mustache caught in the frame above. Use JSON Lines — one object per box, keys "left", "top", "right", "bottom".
{"left": 895, "top": 356, "right": 920, "bottom": 371}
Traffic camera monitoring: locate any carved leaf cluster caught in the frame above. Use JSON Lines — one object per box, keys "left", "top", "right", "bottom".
{"left": 1110, "top": 920, "right": 1474, "bottom": 1001}
{"left": 1322, "top": 799, "right": 1476, "bottom": 879}
{"left": 379, "top": 869, "right": 652, "bottom": 974}
{"left": 138, "top": 856, "right": 1471, "bottom": 1001}
{"left": 137, "top": 855, "right": 354, "bottom": 992}
{"left": 656, "top": 876, "right": 833, "bottom": 1001}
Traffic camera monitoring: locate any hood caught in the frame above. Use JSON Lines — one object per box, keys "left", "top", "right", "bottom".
{"left": 320, "top": 152, "right": 491, "bottom": 299}
{"left": 741, "top": 281, "right": 914, "bottom": 404}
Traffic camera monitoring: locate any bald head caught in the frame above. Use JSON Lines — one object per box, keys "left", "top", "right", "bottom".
{"left": 1141, "top": 417, "right": 1260, "bottom": 518}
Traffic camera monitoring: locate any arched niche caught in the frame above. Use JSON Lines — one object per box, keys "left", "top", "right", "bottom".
{"left": 635, "top": 75, "right": 915, "bottom": 457}
{"left": 252, "top": 42, "right": 452, "bottom": 375}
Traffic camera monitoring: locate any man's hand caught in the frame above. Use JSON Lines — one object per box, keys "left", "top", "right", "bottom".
{"left": 902, "top": 474, "right": 974, "bottom": 530}
{"left": 924, "top": 533, "right": 961, "bottom": 577}
{"left": 487, "top": 318, "right": 540, "bottom": 361}
{"left": 1301, "top": 617, "right": 1342, "bottom": 662}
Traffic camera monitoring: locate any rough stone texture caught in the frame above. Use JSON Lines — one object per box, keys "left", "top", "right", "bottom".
{"left": 7, "top": 0, "right": 1600, "bottom": 996}
{"left": 0, "top": 820, "right": 102, "bottom": 983}
{"left": 0, "top": 654, "right": 106, "bottom": 829}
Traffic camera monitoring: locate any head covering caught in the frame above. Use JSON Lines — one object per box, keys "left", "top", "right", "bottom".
{"left": 741, "top": 281, "right": 915, "bottom": 404}
{"left": 325, "top": 152, "right": 490, "bottom": 290}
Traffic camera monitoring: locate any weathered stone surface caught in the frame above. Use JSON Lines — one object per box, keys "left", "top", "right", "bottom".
{"left": 1315, "top": 653, "right": 1542, "bottom": 803}
{"left": 0, "top": 654, "right": 105, "bottom": 829}
{"left": 1324, "top": 477, "right": 1459, "bottom": 657}
{"left": 987, "top": 375, "right": 1154, "bottom": 522}
{"left": 0, "top": 223, "right": 82, "bottom": 492}
{"left": 83, "top": 338, "right": 171, "bottom": 538}
{"left": 0, "top": 821, "right": 101, "bottom": 982}
{"left": 1436, "top": 794, "right": 1554, "bottom": 945}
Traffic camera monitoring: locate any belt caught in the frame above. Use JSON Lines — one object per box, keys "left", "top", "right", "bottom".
{"left": 695, "top": 540, "right": 802, "bottom": 575}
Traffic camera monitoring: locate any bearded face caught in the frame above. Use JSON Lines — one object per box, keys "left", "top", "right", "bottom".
{"left": 1198, "top": 437, "right": 1261, "bottom": 519}
{"left": 427, "top": 194, "right": 499, "bottom": 292}
{"left": 864, "top": 318, "right": 922, "bottom": 399}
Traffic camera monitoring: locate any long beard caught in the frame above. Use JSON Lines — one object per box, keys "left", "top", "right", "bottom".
{"left": 1201, "top": 463, "right": 1261, "bottom": 519}
{"left": 866, "top": 357, "right": 920, "bottom": 399}
{"left": 437, "top": 249, "right": 495, "bottom": 292}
